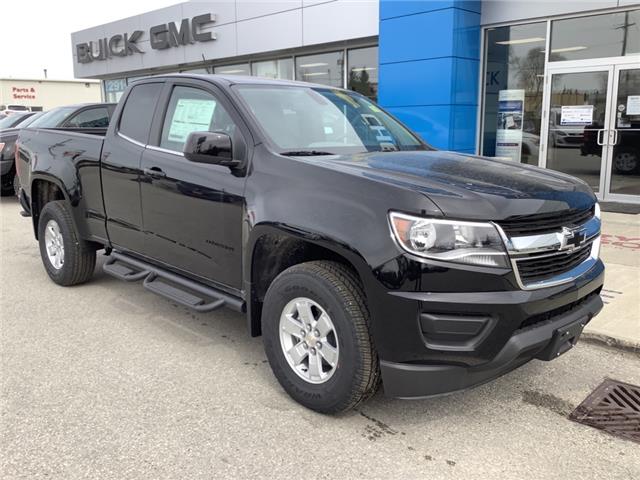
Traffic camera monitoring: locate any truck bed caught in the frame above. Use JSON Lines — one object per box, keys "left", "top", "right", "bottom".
{"left": 17, "top": 127, "right": 107, "bottom": 243}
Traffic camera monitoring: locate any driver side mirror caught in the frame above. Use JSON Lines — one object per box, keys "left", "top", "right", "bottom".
{"left": 183, "top": 131, "right": 239, "bottom": 168}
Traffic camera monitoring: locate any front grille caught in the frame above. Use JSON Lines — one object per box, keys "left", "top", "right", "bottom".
{"left": 498, "top": 207, "right": 594, "bottom": 236}
{"left": 515, "top": 243, "right": 592, "bottom": 283}
{"left": 518, "top": 289, "right": 601, "bottom": 331}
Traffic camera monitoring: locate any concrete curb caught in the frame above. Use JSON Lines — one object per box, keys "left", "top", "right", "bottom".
{"left": 581, "top": 331, "right": 640, "bottom": 356}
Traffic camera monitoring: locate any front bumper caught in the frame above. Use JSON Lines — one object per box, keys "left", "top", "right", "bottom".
{"left": 374, "top": 259, "right": 604, "bottom": 399}
{"left": 381, "top": 291, "right": 602, "bottom": 398}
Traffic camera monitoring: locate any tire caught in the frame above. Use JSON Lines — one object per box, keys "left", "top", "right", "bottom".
{"left": 38, "top": 200, "right": 96, "bottom": 286}
{"left": 262, "top": 260, "right": 379, "bottom": 414}
{"left": 613, "top": 148, "right": 639, "bottom": 175}
{"left": 0, "top": 172, "right": 14, "bottom": 197}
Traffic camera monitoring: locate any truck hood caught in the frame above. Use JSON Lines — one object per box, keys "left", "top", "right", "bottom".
{"left": 310, "top": 150, "right": 596, "bottom": 220}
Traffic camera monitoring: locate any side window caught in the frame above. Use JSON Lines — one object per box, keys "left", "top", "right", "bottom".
{"left": 159, "top": 86, "right": 236, "bottom": 152}
{"left": 119, "top": 83, "right": 163, "bottom": 144}
{"left": 65, "top": 107, "right": 110, "bottom": 128}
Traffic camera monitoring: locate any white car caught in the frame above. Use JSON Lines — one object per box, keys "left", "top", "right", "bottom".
{"left": 0, "top": 104, "right": 30, "bottom": 116}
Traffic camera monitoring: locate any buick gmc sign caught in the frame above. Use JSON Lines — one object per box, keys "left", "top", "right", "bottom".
{"left": 76, "top": 14, "right": 216, "bottom": 64}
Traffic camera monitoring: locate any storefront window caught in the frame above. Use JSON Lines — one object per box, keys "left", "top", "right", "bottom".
{"left": 181, "top": 67, "right": 211, "bottom": 74}
{"left": 295, "top": 51, "right": 344, "bottom": 88}
{"left": 251, "top": 58, "right": 294, "bottom": 80}
{"left": 215, "top": 64, "right": 250, "bottom": 76}
{"left": 347, "top": 47, "right": 378, "bottom": 101}
{"left": 481, "top": 22, "right": 546, "bottom": 165}
{"left": 104, "top": 78, "right": 127, "bottom": 103}
{"left": 551, "top": 10, "right": 640, "bottom": 61}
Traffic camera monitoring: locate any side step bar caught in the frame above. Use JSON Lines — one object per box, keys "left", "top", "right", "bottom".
{"left": 103, "top": 252, "right": 244, "bottom": 313}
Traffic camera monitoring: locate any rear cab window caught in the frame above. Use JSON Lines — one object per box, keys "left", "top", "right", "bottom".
{"left": 118, "top": 83, "right": 163, "bottom": 144}
{"left": 65, "top": 107, "right": 110, "bottom": 128}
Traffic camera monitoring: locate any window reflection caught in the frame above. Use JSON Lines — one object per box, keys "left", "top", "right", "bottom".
{"left": 348, "top": 47, "right": 378, "bottom": 101}
{"left": 295, "top": 51, "right": 344, "bottom": 88}
{"left": 215, "top": 64, "right": 250, "bottom": 76}
{"left": 551, "top": 10, "right": 640, "bottom": 61}
{"left": 252, "top": 58, "right": 294, "bottom": 80}
{"left": 482, "top": 22, "right": 546, "bottom": 165}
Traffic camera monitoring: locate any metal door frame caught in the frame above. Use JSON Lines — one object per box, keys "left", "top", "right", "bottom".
{"left": 539, "top": 63, "right": 615, "bottom": 199}
{"left": 603, "top": 63, "right": 640, "bottom": 204}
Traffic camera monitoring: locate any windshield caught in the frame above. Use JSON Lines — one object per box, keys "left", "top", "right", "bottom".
{"left": 0, "top": 113, "right": 31, "bottom": 129}
{"left": 234, "top": 85, "right": 429, "bottom": 154}
{"left": 15, "top": 111, "right": 44, "bottom": 128}
{"left": 27, "top": 107, "right": 76, "bottom": 128}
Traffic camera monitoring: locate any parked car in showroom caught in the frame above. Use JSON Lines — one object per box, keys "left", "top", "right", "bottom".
{"left": 3, "top": 103, "right": 115, "bottom": 196}
{"left": 16, "top": 75, "right": 603, "bottom": 413}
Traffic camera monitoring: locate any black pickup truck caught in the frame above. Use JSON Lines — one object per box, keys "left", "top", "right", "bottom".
{"left": 3, "top": 103, "right": 115, "bottom": 196}
{"left": 16, "top": 75, "right": 604, "bottom": 413}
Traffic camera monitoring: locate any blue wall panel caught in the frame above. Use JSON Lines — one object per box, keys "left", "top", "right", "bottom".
{"left": 378, "top": 0, "right": 482, "bottom": 153}
{"left": 379, "top": 57, "right": 479, "bottom": 107}
{"left": 380, "top": 1, "right": 481, "bottom": 20}
{"left": 379, "top": 58, "right": 454, "bottom": 107}
{"left": 379, "top": 9, "right": 456, "bottom": 64}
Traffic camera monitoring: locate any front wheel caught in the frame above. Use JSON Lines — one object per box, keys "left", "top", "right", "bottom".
{"left": 262, "top": 261, "right": 379, "bottom": 414}
{"left": 38, "top": 201, "right": 97, "bottom": 286}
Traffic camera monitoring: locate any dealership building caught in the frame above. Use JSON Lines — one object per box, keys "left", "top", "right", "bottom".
{"left": 0, "top": 78, "right": 101, "bottom": 111}
{"left": 72, "top": 0, "right": 640, "bottom": 203}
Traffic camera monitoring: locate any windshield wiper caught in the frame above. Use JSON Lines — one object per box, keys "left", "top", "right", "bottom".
{"left": 280, "top": 150, "right": 337, "bottom": 156}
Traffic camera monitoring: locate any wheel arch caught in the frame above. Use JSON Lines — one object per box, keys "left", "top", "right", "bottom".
{"left": 30, "top": 175, "right": 70, "bottom": 240}
{"left": 245, "top": 224, "right": 372, "bottom": 337}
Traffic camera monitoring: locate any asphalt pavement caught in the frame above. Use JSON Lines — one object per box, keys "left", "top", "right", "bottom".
{"left": 1, "top": 197, "right": 639, "bottom": 480}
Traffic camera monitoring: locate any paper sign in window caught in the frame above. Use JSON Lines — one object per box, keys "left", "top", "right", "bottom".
{"left": 168, "top": 98, "right": 216, "bottom": 143}
{"left": 560, "top": 105, "right": 593, "bottom": 126}
{"left": 627, "top": 95, "right": 640, "bottom": 116}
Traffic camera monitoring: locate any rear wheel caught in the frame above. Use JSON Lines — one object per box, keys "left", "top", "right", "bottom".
{"left": 262, "top": 261, "right": 379, "bottom": 414}
{"left": 0, "top": 171, "right": 15, "bottom": 197}
{"left": 38, "top": 201, "right": 96, "bottom": 286}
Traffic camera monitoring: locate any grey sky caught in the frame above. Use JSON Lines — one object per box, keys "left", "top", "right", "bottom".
{"left": 0, "top": 0, "right": 178, "bottom": 80}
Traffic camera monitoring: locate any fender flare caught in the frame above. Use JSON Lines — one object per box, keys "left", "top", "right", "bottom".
{"left": 243, "top": 222, "right": 375, "bottom": 336}
{"left": 29, "top": 173, "right": 75, "bottom": 239}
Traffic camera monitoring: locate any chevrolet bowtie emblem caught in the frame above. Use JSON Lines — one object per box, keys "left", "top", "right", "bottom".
{"left": 559, "top": 226, "right": 587, "bottom": 251}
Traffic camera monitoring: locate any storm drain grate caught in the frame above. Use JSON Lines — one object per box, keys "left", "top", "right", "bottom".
{"left": 569, "top": 378, "right": 640, "bottom": 444}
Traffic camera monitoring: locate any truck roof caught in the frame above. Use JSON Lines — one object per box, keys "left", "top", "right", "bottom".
{"left": 137, "top": 73, "right": 348, "bottom": 91}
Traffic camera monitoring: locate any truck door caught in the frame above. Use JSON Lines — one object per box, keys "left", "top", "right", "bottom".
{"left": 101, "top": 82, "right": 163, "bottom": 253}
{"left": 139, "top": 81, "right": 247, "bottom": 291}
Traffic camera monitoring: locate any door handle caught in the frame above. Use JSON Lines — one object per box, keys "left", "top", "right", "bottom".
{"left": 611, "top": 129, "right": 619, "bottom": 146}
{"left": 143, "top": 167, "right": 166, "bottom": 178}
{"left": 596, "top": 129, "right": 606, "bottom": 146}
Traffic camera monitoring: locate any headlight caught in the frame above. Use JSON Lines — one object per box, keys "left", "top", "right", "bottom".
{"left": 594, "top": 202, "right": 601, "bottom": 220}
{"left": 389, "top": 212, "right": 509, "bottom": 268}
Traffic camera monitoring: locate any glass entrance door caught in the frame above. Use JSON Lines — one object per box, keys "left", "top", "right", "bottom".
{"left": 606, "top": 67, "right": 640, "bottom": 199}
{"left": 542, "top": 64, "right": 640, "bottom": 203}
{"left": 543, "top": 67, "right": 613, "bottom": 195}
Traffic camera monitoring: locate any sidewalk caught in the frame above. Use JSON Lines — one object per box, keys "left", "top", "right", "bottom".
{"left": 582, "top": 211, "right": 640, "bottom": 352}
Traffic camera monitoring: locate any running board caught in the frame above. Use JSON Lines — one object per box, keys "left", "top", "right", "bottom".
{"left": 103, "top": 252, "right": 244, "bottom": 313}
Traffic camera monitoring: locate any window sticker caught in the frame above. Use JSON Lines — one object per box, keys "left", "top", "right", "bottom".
{"left": 560, "top": 105, "right": 593, "bottom": 126}
{"left": 167, "top": 98, "right": 216, "bottom": 143}
{"left": 626, "top": 95, "right": 640, "bottom": 116}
